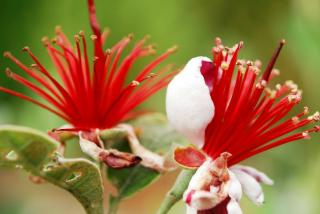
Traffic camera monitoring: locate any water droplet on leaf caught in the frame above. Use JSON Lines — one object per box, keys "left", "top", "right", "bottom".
{"left": 5, "top": 150, "right": 18, "bottom": 161}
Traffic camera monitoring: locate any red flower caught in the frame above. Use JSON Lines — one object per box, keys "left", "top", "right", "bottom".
{"left": 1, "top": 0, "right": 176, "bottom": 130}
{"left": 168, "top": 38, "right": 319, "bottom": 167}
{"left": 203, "top": 39, "right": 319, "bottom": 165}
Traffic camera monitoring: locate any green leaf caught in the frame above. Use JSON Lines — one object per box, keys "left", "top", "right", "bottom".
{"left": 107, "top": 113, "right": 188, "bottom": 205}
{"left": 0, "top": 125, "right": 104, "bottom": 214}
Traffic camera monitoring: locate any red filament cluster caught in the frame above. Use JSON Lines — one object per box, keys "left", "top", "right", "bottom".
{"left": 202, "top": 38, "right": 319, "bottom": 165}
{"left": 1, "top": 0, "right": 177, "bottom": 130}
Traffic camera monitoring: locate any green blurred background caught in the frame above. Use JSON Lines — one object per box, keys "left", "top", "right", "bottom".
{"left": 0, "top": 0, "right": 319, "bottom": 213}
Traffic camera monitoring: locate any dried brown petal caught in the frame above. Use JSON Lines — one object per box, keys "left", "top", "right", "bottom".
{"left": 99, "top": 149, "right": 141, "bottom": 169}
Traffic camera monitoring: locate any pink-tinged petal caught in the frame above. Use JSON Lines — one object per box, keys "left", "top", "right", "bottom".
{"left": 231, "top": 168, "right": 264, "bottom": 205}
{"left": 174, "top": 146, "right": 206, "bottom": 169}
{"left": 166, "top": 56, "right": 215, "bottom": 148}
{"left": 227, "top": 199, "right": 243, "bottom": 214}
{"left": 200, "top": 60, "right": 215, "bottom": 91}
{"left": 231, "top": 165, "right": 274, "bottom": 185}
{"left": 228, "top": 171, "right": 242, "bottom": 202}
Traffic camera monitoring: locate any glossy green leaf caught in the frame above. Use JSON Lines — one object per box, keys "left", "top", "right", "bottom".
{"left": 107, "top": 113, "right": 188, "bottom": 209}
{"left": 0, "top": 125, "right": 104, "bottom": 214}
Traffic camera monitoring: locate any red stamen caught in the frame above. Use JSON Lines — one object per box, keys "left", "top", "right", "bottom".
{"left": 2, "top": 0, "right": 175, "bottom": 130}
{"left": 0, "top": 87, "right": 69, "bottom": 121}
{"left": 262, "top": 39, "right": 285, "bottom": 82}
{"left": 200, "top": 39, "right": 318, "bottom": 165}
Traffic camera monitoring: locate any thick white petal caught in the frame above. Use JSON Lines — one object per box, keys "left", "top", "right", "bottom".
{"left": 231, "top": 168, "right": 264, "bottom": 205}
{"left": 189, "top": 190, "right": 222, "bottom": 210}
{"left": 184, "top": 159, "right": 230, "bottom": 210}
{"left": 186, "top": 205, "right": 197, "bottom": 214}
{"left": 227, "top": 199, "right": 243, "bottom": 214}
{"left": 231, "top": 165, "right": 274, "bottom": 185}
{"left": 188, "top": 159, "right": 215, "bottom": 190}
{"left": 228, "top": 170, "right": 242, "bottom": 202}
{"left": 166, "top": 56, "right": 214, "bottom": 148}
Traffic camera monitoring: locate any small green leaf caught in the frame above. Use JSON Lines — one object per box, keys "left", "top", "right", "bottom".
{"left": 0, "top": 125, "right": 104, "bottom": 214}
{"left": 109, "top": 163, "right": 159, "bottom": 199}
{"left": 107, "top": 113, "right": 188, "bottom": 204}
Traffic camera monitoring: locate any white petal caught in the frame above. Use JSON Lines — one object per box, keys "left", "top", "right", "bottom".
{"left": 231, "top": 168, "right": 264, "bottom": 205}
{"left": 228, "top": 170, "right": 242, "bottom": 202}
{"left": 186, "top": 205, "right": 197, "bottom": 214}
{"left": 227, "top": 199, "right": 243, "bottom": 214}
{"left": 188, "top": 159, "right": 215, "bottom": 190}
{"left": 184, "top": 159, "right": 229, "bottom": 210}
{"left": 166, "top": 56, "right": 214, "bottom": 148}
{"left": 231, "top": 165, "right": 274, "bottom": 185}
{"left": 188, "top": 190, "right": 222, "bottom": 210}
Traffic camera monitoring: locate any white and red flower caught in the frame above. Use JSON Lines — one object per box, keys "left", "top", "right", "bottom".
{"left": 166, "top": 38, "right": 319, "bottom": 213}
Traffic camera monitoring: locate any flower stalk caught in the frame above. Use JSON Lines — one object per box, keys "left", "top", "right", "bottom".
{"left": 108, "top": 196, "right": 120, "bottom": 214}
{"left": 157, "top": 169, "right": 195, "bottom": 214}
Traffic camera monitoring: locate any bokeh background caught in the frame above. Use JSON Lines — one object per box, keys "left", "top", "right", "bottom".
{"left": 0, "top": 0, "right": 319, "bottom": 213}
